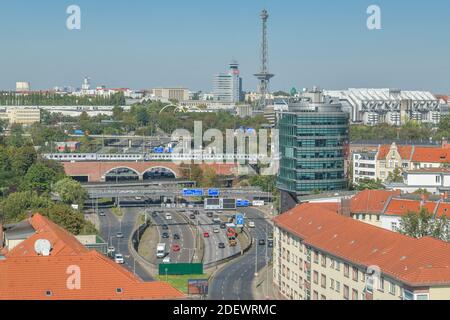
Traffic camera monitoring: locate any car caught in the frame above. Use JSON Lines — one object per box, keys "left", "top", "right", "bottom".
{"left": 151, "top": 212, "right": 158, "bottom": 218}
{"left": 213, "top": 228, "right": 220, "bottom": 233}
{"left": 116, "top": 232, "right": 124, "bottom": 239}
{"left": 107, "top": 246, "right": 115, "bottom": 254}
{"left": 162, "top": 256, "right": 171, "bottom": 264}
{"left": 165, "top": 213, "right": 172, "bottom": 220}
{"left": 248, "top": 221, "right": 255, "bottom": 228}
{"left": 162, "top": 224, "right": 169, "bottom": 230}
{"left": 99, "top": 211, "right": 106, "bottom": 217}
{"left": 114, "top": 254, "right": 124, "bottom": 264}
{"left": 213, "top": 218, "right": 221, "bottom": 225}
{"left": 189, "top": 214, "right": 196, "bottom": 219}
{"left": 193, "top": 210, "right": 200, "bottom": 215}
{"left": 162, "top": 232, "right": 169, "bottom": 239}
{"left": 220, "top": 223, "right": 227, "bottom": 229}
{"left": 134, "top": 196, "right": 142, "bottom": 201}
{"left": 218, "top": 242, "right": 226, "bottom": 249}
{"left": 172, "top": 244, "right": 181, "bottom": 252}
{"left": 268, "top": 240, "right": 274, "bottom": 248}
{"left": 258, "top": 239, "right": 266, "bottom": 246}
{"left": 203, "top": 232, "right": 210, "bottom": 238}
{"left": 206, "top": 212, "right": 214, "bottom": 218}
{"left": 173, "top": 234, "right": 180, "bottom": 240}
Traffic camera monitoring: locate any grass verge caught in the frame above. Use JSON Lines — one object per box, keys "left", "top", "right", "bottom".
{"left": 156, "top": 274, "right": 209, "bottom": 294}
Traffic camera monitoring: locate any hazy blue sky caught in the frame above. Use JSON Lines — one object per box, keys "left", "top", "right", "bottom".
{"left": 1, "top": 0, "right": 449, "bottom": 93}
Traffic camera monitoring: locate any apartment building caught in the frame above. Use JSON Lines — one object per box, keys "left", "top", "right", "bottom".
{"left": 273, "top": 202, "right": 450, "bottom": 300}
{"left": 353, "top": 141, "right": 450, "bottom": 184}
{"left": 152, "top": 88, "right": 189, "bottom": 102}
{"left": 0, "top": 106, "right": 41, "bottom": 125}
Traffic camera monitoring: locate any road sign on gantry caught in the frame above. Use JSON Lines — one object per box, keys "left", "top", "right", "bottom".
{"left": 182, "top": 189, "right": 204, "bottom": 197}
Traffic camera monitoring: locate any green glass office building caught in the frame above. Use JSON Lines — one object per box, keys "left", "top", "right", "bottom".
{"left": 277, "top": 90, "right": 349, "bottom": 210}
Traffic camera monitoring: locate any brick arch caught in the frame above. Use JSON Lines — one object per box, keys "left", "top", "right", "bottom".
{"left": 104, "top": 166, "right": 141, "bottom": 177}
{"left": 142, "top": 166, "right": 178, "bottom": 179}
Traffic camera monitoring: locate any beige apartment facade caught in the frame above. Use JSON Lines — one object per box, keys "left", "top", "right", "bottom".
{"left": 153, "top": 88, "right": 189, "bottom": 101}
{"left": 0, "top": 107, "right": 41, "bottom": 125}
{"left": 273, "top": 203, "right": 450, "bottom": 300}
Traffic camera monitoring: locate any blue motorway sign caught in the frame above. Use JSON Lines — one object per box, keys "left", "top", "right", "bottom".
{"left": 182, "top": 189, "right": 204, "bottom": 197}
{"left": 207, "top": 189, "right": 220, "bottom": 197}
{"left": 236, "top": 199, "right": 250, "bottom": 207}
{"left": 236, "top": 214, "right": 245, "bottom": 227}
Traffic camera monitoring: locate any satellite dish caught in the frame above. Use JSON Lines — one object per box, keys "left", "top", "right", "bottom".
{"left": 34, "top": 239, "right": 52, "bottom": 257}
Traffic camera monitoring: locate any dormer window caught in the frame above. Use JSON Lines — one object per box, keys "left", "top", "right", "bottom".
{"left": 116, "top": 288, "right": 123, "bottom": 294}
{"left": 45, "top": 290, "right": 52, "bottom": 297}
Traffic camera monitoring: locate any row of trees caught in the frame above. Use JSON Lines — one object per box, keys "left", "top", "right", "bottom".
{"left": 0, "top": 134, "right": 95, "bottom": 235}
{"left": 349, "top": 118, "right": 450, "bottom": 142}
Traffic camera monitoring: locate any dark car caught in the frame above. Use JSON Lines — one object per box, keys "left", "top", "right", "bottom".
{"left": 218, "top": 242, "right": 226, "bottom": 249}
{"left": 189, "top": 214, "right": 196, "bottom": 219}
{"left": 162, "top": 232, "right": 169, "bottom": 239}
{"left": 151, "top": 212, "right": 158, "bottom": 218}
{"left": 220, "top": 223, "right": 227, "bottom": 229}
{"left": 206, "top": 212, "right": 214, "bottom": 218}
{"left": 268, "top": 240, "right": 274, "bottom": 248}
{"left": 193, "top": 210, "right": 200, "bottom": 215}
{"left": 162, "top": 224, "right": 169, "bottom": 230}
{"left": 173, "top": 234, "right": 180, "bottom": 240}
{"left": 258, "top": 239, "right": 266, "bottom": 246}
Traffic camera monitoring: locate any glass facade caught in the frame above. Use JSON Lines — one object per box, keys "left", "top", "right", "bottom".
{"left": 277, "top": 101, "right": 349, "bottom": 195}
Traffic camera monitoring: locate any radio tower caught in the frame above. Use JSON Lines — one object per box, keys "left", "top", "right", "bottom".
{"left": 254, "top": 9, "right": 274, "bottom": 110}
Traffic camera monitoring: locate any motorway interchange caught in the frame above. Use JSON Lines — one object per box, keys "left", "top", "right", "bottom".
{"left": 97, "top": 203, "right": 273, "bottom": 300}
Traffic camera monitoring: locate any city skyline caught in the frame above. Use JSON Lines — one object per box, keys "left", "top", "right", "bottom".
{"left": 1, "top": 0, "right": 450, "bottom": 93}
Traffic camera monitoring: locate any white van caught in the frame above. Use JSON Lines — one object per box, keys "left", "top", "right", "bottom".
{"left": 165, "top": 213, "right": 172, "bottom": 220}
{"left": 157, "top": 243, "right": 166, "bottom": 258}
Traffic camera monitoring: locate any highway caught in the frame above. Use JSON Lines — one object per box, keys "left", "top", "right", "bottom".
{"left": 194, "top": 210, "right": 241, "bottom": 267}
{"left": 208, "top": 207, "right": 273, "bottom": 300}
{"left": 98, "top": 207, "right": 153, "bottom": 281}
{"left": 150, "top": 211, "right": 195, "bottom": 264}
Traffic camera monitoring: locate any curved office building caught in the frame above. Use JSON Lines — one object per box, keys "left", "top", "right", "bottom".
{"left": 277, "top": 89, "right": 349, "bottom": 210}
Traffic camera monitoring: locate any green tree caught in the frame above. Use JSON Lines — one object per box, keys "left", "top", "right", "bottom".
{"left": 399, "top": 207, "right": 448, "bottom": 241}
{"left": 53, "top": 178, "right": 87, "bottom": 208}
{"left": 387, "top": 168, "right": 404, "bottom": 183}
{"left": 0, "top": 191, "right": 53, "bottom": 223}
{"left": 21, "top": 162, "right": 61, "bottom": 194}
{"left": 354, "top": 179, "right": 385, "bottom": 191}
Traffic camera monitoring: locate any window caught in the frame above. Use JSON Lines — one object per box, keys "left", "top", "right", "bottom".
{"left": 313, "top": 271, "right": 319, "bottom": 284}
{"left": 336, "top": 261, "right": 341, "bottom": 271}
{"left": 352, "top": 289, "right": 358, "bottom": 300}
{"left": 321, "top": 274, "right": 326, "bottom": 288}
{"left": 321, "top": 295, "right": 326, "bottom": 300}
{"left": 45, "top": 290, "right": 53, "bottom": 297}
{"left": 330, "top": 279, "right": 335, "bottom": 290}
{"left": 436, "top": 175, "right": 441, "bottom": 183}
{"left": 416, "top": 294, "right": 429, "bottom": 301}
{"left": 321, "top": 255, "right": 326, "bottom": 267}
{"left": 344, "top": 285, "right": 349, "bottom": 300}
{"left": 313, "top": 251, "right": 319, "bottom": 264}
{"left": 378, "top": 277, "right": 385, "bottom": 292}
{"left": 313, "top": 291, "right": 318, "bottom": 300}
{"left": 330, "top": 258, "right": 335, "bottom": 269}
{"left": 116, "top": 288, "right": 123, "bottom": 294}
{"left": 391, "top": 222, "right": 398, "bottom": 231}
{"left": 336, "top": 281, "right": 340, "bottom": 293}
{"left": 389, "top": 282, "right": 396, "bottom": 295}
{"left": 344, "top": 264, "right": 350, "bottom": 278}
{"left": 352, "top": 267, "right": 358, "bottom": 281}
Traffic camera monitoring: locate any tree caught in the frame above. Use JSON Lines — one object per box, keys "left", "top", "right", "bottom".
{"left": 355, "top": 178, "right": 385, "bottom": 190}
{"left": 53, "top": 178, "right": 87, "bottom": 208}
{"left": 201, "top": 166, "right": 219, "bottom": 188}
{"left": 249, "top": 175, "right": 276, "bottom": 193}
{"left": 387, "top": 168, "right": 404, "bottom": 183}
{"left": 0, "top": 191, "right": 53, "bottom": 223}
{"left": 39, "top": 204, "right": 88, "bottom": 235}
{"left": 398, "top": 207, "right": 448, "bottom": 241}
{"left": 21, "top": 162, "right": 61, "bottom": 194}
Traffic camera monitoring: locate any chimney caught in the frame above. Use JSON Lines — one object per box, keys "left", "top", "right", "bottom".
{"left": 340, "top": 198, "right": 352, "bottom": 217}
{"left": 442, "top": 137, "right": 449, "bottom": 149}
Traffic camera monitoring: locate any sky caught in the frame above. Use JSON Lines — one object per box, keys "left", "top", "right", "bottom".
{"left": 0, "top": 0, "right": 450, "bottom": 93}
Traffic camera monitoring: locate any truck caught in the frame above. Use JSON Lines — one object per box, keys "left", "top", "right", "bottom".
{"left": 156, "top": 243, "right": 166, "bottom": 259}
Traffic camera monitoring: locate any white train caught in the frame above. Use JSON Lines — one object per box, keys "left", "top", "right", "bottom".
{"left": 43, "top": 153, "right": 145, "bottom": 162}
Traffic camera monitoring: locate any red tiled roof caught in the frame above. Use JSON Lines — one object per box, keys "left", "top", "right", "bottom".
{"left": 351, "top": 190, "right": 400, "bottom": 214}
{"left": 274, "top": 203, "right": 450, "bottom": 286}
{"left": 6, "top": 213, "right": 88, "bottom": 258}
{"left": 377, "top": 144, "right": 413, "bottom": 161}
{"left": 411, "top": 147, "right": 450, "bottom": 163}
{"left": 384, "top": 199, "right": 449, "bottom": 218}
{"left": 0, "top": 214, "right": 184, "bottom": 300}
{"left": 0, "top": 251, "right": 184, "bottom": 300}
